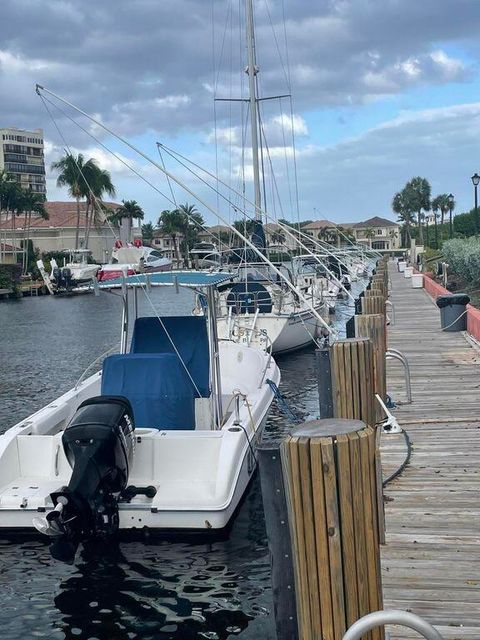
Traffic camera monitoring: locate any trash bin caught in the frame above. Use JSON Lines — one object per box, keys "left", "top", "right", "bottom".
{"left": 404, "top": 267, "right": 413, "bottom": 278}
{"left": 411, "top": 274, "right": 423, "bottom": 289}
{"left": 398, "top": 261, "right": 406, "bottom": 273}
{"left": 436, "top": 294, "right": 470, "bottom": 331}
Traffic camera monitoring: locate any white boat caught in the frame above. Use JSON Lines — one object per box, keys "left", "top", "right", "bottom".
{"left": 0, "top": 271, "right": 279, "bottom": 562}
{"left": 216, "top": 262, "right": 330, "bottom": 354}
{"left": 98, "top": 243, "right": 172, "bottom": 282}
{"left": 190, "top": 242, "right": 222, "bottom": 269}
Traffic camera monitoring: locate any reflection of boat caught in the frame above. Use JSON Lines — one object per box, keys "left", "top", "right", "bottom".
{"left": 98, "top": 243, "right": 172, "bottom": 282}
{"left": 0, "top": 271, "right": 279, "bottom": 563}
{"left": 190, "top": 242, "right": 222, "bottom": 269}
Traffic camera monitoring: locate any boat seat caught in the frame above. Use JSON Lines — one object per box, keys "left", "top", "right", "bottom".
{"left": 101, "top": 353, "right": 202, "bottom": 430}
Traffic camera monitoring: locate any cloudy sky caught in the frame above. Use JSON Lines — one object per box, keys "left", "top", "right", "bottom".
{"left": 1, "top": 0, "right": 480, "bottom": 226}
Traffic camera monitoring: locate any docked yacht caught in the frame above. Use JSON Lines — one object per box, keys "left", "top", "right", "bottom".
{"left": 98, "top": 243, "right": 172, "bottom": 281}
{"left": 190, "top": 242, "right": 222, "bottom": 269}
{"left": 0, "top": 272, "right": 279, "bottom": 562}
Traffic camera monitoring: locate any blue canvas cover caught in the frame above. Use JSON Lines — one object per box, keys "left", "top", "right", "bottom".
{"left": 101, "top": 353, "right": 197, "bottom": 430}
{"left": 130, "top": 316, "right": 210, "bottom": 397}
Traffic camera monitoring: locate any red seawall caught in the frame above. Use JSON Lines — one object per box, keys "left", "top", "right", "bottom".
{"left": 421, "top": 274, "right": 480, "bottom": 341}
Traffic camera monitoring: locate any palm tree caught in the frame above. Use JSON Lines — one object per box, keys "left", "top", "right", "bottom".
{"left": 20, "top": 190, "right": 48, "bottom": 273}
{"left": 432, "top": 194, "right": 451, "bottom": 243}
{"left": 109, "top": 200, "right": 144, "bottom": 243}
{"left": 364, "top": 227, "right": 375, "bottom": 248}
{"left": 158, "top": 208, "right": 184, "bottom": 264}
{"left": 392, "top": 190, "right": 414, "bottom": 246}
{"left": 403, "top": 177, "right": 431, "bottom": 244}
{"left": 51, "top": 153, "right": 99, "bottom": 249}
{"left": 388, "top": 228, "right": 399, "bottom": 250}
{"left": 141, "top": 222, "right": 155, "bottom": 246}
{"left": 177, "top": 203, "right": 204, "bottom": 262}
{"left": 84, "top": 163, "right": 116, "bottom": 247}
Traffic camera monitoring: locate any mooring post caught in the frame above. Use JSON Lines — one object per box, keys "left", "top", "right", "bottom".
{"left": 315, "top": 348, "right": 333, "bottom": 418}
{"left": 257, "top": 443, "right": 299, "bottom": 640}
{"left": 355, "top": 314, "right": 387, "bottom": 419}
{"left": 362, "top": 295, "right": 386, "bottom": 317}
{"left": 330, "top": 337, "right": 375, "bottom": 426}
{"left": 281, "top": 419, "right": 384, "bottom": 640}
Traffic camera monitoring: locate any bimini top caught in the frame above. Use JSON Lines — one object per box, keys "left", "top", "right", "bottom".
{"left": 94, "top": 270, "right": 235, "bottom": 290}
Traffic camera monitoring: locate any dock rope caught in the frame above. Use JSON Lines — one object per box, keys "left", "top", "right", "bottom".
{"left": 382, "top": 429, "right": 413, "bottom": 487}
{"left": 266, "top": 379, "right": 301, "bottom": 423}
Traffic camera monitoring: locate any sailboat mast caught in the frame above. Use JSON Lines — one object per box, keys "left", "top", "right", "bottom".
{"left": 245, "top": 0, "right": 262, "bottom": 221}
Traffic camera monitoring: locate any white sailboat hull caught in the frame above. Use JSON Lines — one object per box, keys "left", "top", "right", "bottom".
{"left": 217, "top": 305, "right": 328, "bottom": 355}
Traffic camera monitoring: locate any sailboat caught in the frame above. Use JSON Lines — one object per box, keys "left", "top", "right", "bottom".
{"left": 0, "top": 271, "right": 279, "bottom": 562}
{"left": 215, "top": 0, "right": 332, "bottom": 354}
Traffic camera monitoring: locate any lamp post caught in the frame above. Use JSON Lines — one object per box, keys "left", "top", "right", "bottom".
{"left": 448, "top": 193, "right": 455, "bottom": 239}
{"left": 471, "top": 173, "right": 480, "bottom": 235}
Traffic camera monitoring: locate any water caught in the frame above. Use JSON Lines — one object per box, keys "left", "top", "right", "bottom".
{"left": 0, "top": 285, "right": 359, "bottom": 640}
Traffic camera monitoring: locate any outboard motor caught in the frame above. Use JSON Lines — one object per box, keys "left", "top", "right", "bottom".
{"left": 62, "top": 267, "right": 73, "bottom": 290}
{"left": 33, "top": 396, "right": 135, "bottom": 563}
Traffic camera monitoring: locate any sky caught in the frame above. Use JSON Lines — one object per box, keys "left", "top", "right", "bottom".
{"left": 1, "top": 0, "right": 480, "bottom": 226}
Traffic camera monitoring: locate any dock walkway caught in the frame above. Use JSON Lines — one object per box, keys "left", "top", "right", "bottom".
{"left": 381, "top": 266, "right": 480, "bottom": 638}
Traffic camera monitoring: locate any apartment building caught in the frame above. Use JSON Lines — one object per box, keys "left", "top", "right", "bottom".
{"left": 0, "top": 127, "right": 46, "bottom": 195}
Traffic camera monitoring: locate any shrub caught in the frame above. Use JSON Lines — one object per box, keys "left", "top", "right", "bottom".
{"left": 443, "top": 238, "right": 480, "bottom": 283}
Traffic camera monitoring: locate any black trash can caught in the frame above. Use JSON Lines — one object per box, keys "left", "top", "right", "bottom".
{"left": 436, "top": 294, "right": 470, "bottom": 331}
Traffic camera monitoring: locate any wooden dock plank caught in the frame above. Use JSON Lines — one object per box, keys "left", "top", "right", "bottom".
{"left": 380, "top": 265, "right": 480, "bottom": 639}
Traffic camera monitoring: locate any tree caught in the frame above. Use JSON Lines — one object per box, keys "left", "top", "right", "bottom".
{"left": 364, "top": 227, "right": 375, "bottom": 248}
{"left": 232, "top": 218, "right": 256, "bottom": 238}
{"left": 403, "top": 177, "right": 431, "bottom": 244}
{"left": 84, "top": 163, "right": 116, "bottom": 247}
{"left": 19, "top": 190, "right": 48, "bottom": 273}
{"left": 157, "top": 208, "right": 184, "bottom": 263}
{"left": 392, "top": 190, "right": 414, "bottom": 246}
{"left": 432, "top": 193, "right": 452, "bottom": 244}
{"left": 51, "top": 153, "right": 98, "bottom": 249}
{"left": 141, "top": 222, "right": 155, "bottom": 245}
{"left": 109, "top": 199, "right": 144, "bottom": 243}
{"left": 177, "top": 203, "right": 204, "bottom": 262}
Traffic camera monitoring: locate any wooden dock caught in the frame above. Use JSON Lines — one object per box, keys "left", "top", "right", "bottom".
{"left": 381, "top": 266, "right": 480, "bottom": 638}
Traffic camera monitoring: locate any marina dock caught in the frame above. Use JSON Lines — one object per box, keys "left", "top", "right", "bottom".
{"left": 381, "top": 265, "right": 480, "bottom": 638}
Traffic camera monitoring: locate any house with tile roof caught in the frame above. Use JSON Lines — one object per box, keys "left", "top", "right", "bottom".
{"left": 351, "top": 216, "right": 401, "bottom": 250}
{"left": 0, "top": 201, "right": 128, "bottom": 262}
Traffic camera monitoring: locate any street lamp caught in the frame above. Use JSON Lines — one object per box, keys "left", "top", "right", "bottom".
{"left": 471, "top": 173, "right": 480, "bottom": 235}
{"left": 448, "top": 193, "right": 455, "bottom": 239}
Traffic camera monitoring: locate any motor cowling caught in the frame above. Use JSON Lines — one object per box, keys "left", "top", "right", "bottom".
{"left": 42, "top": 396, "right": 135, "bottom": 563}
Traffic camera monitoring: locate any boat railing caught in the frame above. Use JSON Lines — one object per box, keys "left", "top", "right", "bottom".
{"left": 74, "top": 343, "right": 120, "bottom": 390}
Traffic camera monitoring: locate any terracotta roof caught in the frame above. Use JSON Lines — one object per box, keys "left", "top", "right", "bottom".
{"left": 0, "top": 201, "right": 119, "bottom": 230}
{"left": 302, "top": 219, "right": 336, "bottom": 230}
{"left": 353, "top": 216, "right": 399, "bottom": 228}
{"left": 197, "top": 225, "right": 232, "bottom": 235}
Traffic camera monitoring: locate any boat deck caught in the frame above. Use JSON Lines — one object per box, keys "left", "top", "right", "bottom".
{"left": 381, "top": 265, "right": 480, "bottom": 638}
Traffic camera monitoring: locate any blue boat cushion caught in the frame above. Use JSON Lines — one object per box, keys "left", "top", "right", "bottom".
{"left": 226, "top": 282, "right": 272, "bottom": 314}
{"left": 130, "top": 316, "right": 210, "bottom": 397}
{"left": 101, "top": 353, "right": 199, "bottom": 430}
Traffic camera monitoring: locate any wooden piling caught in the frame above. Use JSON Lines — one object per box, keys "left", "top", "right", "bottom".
{"left": 362, "top": 295, "right": 386, "bottom": 317}
{"left": 330, "top": 338, "right": 375, "bottom": 428}
{"left": 281, "top": 419, "right": 384, "bottom": 640}
{"left": 355, "top": 314, "right": 387, "bottom": 417}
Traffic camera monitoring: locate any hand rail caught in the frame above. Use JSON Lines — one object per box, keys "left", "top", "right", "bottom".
{"left": 342, "top": 609, "right": 444, "bottom": 640}
{"left": 386, "top": 348, "right": 412, "bottom": 404}
{"left": 74, "top": 343, "right": 120, "bottom": 390}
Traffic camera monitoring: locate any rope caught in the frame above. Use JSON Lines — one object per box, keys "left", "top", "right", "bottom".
{"left": 382, "top": 429, "right": 412, "bottom": 487}
{"left": 266, "top": 378, "right": 301, "bottom": 423}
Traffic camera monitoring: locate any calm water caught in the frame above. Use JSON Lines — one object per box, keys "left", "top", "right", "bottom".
{"left": 0, "top": 285, "right": 358, "bottom": 640}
